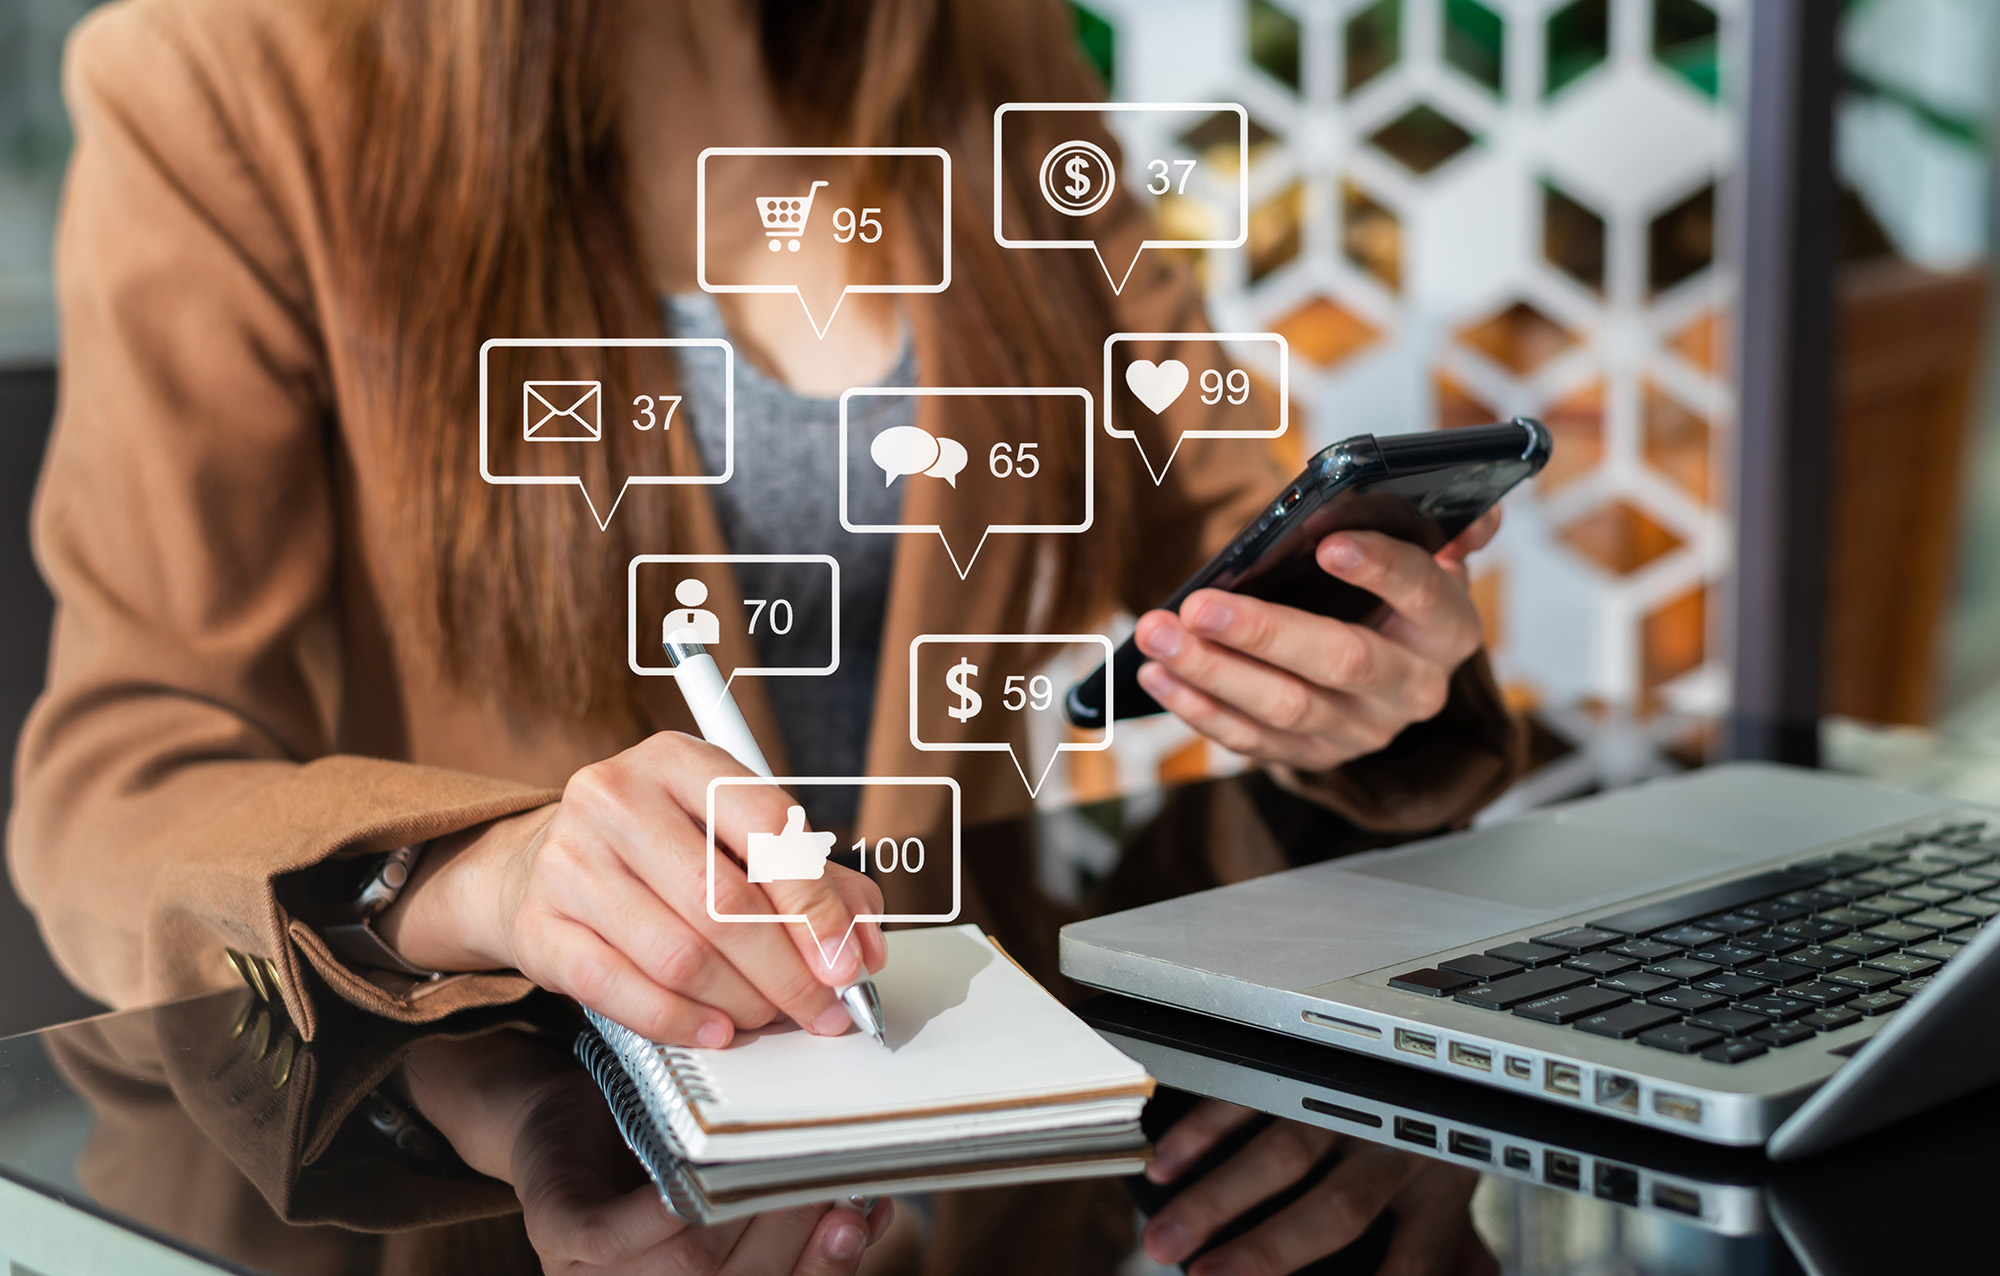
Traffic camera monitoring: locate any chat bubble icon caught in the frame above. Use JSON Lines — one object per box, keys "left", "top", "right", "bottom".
{"left": 698, "top": 147, "right": 951, "bottom": 340}
{"left": 909, "top": 635, "right": 1112, "bottom": 797}
{"left": 1104, "top": 332, "right": 1288, "bottom": 484}
{"left": 629, "top": 555, "right": 839, "bottom": 699}
{"left": 841, "top": 387, "right": 1093, "bottom": 579}
{"left": 480, "top": 338, "right": 732, "bottom": 529}
{"left": 994, "top": 103, "right": 1248, "bottom": 294}
{"left": 707, "top": 776, "right": 960, "bottom": 972}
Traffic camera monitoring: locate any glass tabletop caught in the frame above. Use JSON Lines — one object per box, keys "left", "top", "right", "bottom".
{"left": 0, "top": 777, "right": 1991, "bottom": 1275}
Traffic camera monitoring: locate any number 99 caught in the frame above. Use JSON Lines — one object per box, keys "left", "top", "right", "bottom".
{"left": 1200, "top": 368, "right": 1251, "bottom": 405}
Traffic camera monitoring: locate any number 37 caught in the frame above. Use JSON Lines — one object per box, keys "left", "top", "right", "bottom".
{"left": 1147, "top": 159, "right": 1197, "bottom": 196}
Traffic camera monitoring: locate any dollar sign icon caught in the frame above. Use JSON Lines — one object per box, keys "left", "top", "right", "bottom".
{"left": 1039, "top": 139, "right": 1115, "bottom": 217}
{"left": 1065, "top": 155, "right": 1091, "bottom": 200}
{"left": 945, "top": 658, "right": 982, "bottom": 722}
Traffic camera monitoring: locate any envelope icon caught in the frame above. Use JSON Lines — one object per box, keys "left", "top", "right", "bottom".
{"left": 524, "top": 380, "right": 602, "bottom": 442}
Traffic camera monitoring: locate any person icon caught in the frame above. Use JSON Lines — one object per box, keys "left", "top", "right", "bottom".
{"left": 662, "top": 577, "right": 721, "bottom": 646}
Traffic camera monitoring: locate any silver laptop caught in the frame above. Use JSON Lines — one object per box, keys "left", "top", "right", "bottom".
{"left": 1059, "top": 763, "right": 2000, "bottom": 1158}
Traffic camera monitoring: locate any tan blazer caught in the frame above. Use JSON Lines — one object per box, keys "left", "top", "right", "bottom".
{"left": 8, "top": 0, "right": 1523, "bottom": 1043}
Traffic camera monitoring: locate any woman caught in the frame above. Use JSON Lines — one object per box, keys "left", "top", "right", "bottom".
{"left": 13, "top": 0, "right": 1520, "bottom": 1271}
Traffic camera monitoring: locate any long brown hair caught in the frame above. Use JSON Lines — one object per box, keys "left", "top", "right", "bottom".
{"left": 327, "top": 0, "right": 1134, "bottom": 726}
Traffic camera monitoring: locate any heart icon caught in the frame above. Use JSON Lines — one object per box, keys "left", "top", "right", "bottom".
{"left": 1125, "top": 359, "right": 1190, "bottom": 415}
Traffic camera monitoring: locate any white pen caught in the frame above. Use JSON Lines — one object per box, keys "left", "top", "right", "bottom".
{"left": 661, "top": 628, "right": 886, "bottom": 1047}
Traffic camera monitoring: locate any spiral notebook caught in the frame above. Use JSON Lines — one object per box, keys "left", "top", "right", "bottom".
{"left": 580, "top": 925, "right": 1153, "bottom": 1165}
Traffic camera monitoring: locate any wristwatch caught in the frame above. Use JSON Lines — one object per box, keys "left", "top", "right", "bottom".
{"left": 315, "top": 844, "right": 440, "bottom": 978}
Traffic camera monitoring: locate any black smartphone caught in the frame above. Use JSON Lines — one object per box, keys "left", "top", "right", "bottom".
{"left": 1065, "top": 419, "right": 1551, "bottom": 727}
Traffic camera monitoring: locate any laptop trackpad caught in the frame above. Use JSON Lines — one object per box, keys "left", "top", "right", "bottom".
{"left": 1339, "top": 820, "right": 1743, "bottom": 912}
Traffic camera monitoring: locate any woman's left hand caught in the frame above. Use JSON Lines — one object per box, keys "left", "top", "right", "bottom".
{"left": 1133, "top": 509, "right": 1498, "bottom": 772}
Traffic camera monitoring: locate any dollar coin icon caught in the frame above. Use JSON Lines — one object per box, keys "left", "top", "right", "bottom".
{"left": 945, "top": 658, "right": 982, "bottom": 722}
{"left": 1039, "top": 139, "right": 1116, "bottom": 217}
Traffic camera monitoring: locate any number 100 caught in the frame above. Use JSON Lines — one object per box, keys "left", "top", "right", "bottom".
{"left": 852, "top": 836, "right": 925, "bottom": 874}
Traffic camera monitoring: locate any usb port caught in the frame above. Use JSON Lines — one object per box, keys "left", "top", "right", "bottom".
{"left": 1653, "top": 1092, "right": 1703, "bottom": 1124}
{"left": 1393, "top": 1117, "right": 1437, "bottom": 1149}
{"left": 1545, "top": 1061, "right": 1582, "bottom": 1099}
{"left": 1448, "top": 1042, "right": 1491, "bottom": 1072}
{"left": 1504, "top": 1056, "right": 1532, "bottom": 1081}
{"left": 1394, "top": 1029, "right": 1437, "bottom": 1059}
{"left": 1594, "top": 1162, "right": 1639, "bottom": 1206}
{"left": 1503, "top": 1147, "right": 1532, "bottom": 1171}
{"left": 1447, "top": 1130, "right": 1491, "bottom": 1161}
{"left": 1595, "top": 1073, "right": 1638, "bottom": 1113}
{"left": 1653, "top": 1183, "right": 1703, "bottom": 1217}
{"left": 1543, "top": 1151, "right": 1581, "bottom": 1190}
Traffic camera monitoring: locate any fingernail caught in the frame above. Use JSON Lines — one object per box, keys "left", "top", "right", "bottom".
{"left": 1146, "top": 1150, "right": 1182, "bottom": 1182}
{"left": 696, "top": 1019, "right": 731, "bottom": 1049}
{"left": 1136, "top": 662, "right": 1175, "bottom": 698}
{"left": 1322, "top": 536, "right": 1363, "bottom": 570}
{"left": 822, "top": 1216, "right": 866, "bottom": 1261}
{"left": 1148, "top": 1220, "right": 1191, "bottom": 1263}
{"left": 811, "top": 1002, "right": 853, "bottom": 1036}
{"left": 1186, "top": 597, "right": 1232, "bottom": 636}
{"left": 1137, "top": 614, "right": 1182, "bottom": 658}
{"left": 820, "top": 937, "right": 860, "bottom": 980}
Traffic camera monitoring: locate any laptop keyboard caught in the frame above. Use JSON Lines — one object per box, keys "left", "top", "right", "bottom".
{"left": 1387, "top": 822, "right": 1998, "bottom": 1066}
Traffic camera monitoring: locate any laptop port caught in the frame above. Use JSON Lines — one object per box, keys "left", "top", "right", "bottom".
{"left": 1394, "top": 1029, "right": 1437, "bottom": 1059}
{"left": 1503, "top": 1147, "right": 1532, "bottom": 1171}
{"left": 1594, "top": 1162, "right": 1639, "bottom": 1206}
{"left": 1447, "top": 1130, "right": 1491, "bottom": 1161}
{"left": 1545, "top": 1061, "right": 1582, "bottom": 1099}
{"left": 1448, "top": 1042, "right": 1492, "bottom": 1072}
{"left": 1543, "top": 1150, "right": 1581, "bottom": 1190}
{"left": 1393, "top": 1117, "right": 1437, "bottom": 1149}
{"left": 1504, "top": 1055, "right": 1532, "bottom": 1081}
{"left": 1653, "top": 1183, "right": 1704, "bottom": 1217}
{"left": 1594, "top": 1073, "right": 1639, "bottom": 1114}
{"left": 1653, "top": 1091, "right": 1703, "bottom": 1124}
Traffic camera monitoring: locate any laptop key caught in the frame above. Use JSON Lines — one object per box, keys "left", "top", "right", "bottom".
{"left": 1790, "top": 854, "right": 1873, "bottom": 878}
{"left": 1483, "top": 942, "right": 1568, "bottom": 969}
{"left": 1903, "top": 940, "right": 1961, "bottom": 962}
{"left": 1849, "top": 990, "right": 1908, "bottom": 1016}
{"left": 1691, "top": 973, "right": 1769, "bottom": 1000}
{"left": 1771, "top": 918, "right": 1849, "bottom": 943}
{"left": 1752, "top": 1023, "right": 1817, "bottom": 1049}
{"left": 1596, "top": 971, "right": 1678, "bottom": 998}
{"left": 1575, "top": 1002, "right": 1682, "bottom": 1039}
{"left": 1824, "top": 965, "right": 1901, "bottom": 992}
{"left": 1818, "top": 877, "right": 1880, "bottom": 901}
{"left": 1801, "top": 1007, "right": 1862, "bottom": 1031}
{"left": 1608, "top": 939, "right": 1682, "bottom": 962}
{"left": 1439, "top": 954, "right": 1524, "bottom": 981}
{"left": 1453, "top": 966, "right": 1590, "bottom": 1010}
{"left": 1688, "top": 944, "right": 1763, "bottom": 969}
{"left": 1738, "top": 993, "right": 1813, "bottom": 1021}
{"left": 1854, "top": 894, "right": 1922, "bottom": 919}
{"left": 1648, "top": 987, "right": 1728, "bottom": 1015}
{"left": 1643, "top": 957, "right": 1722, "bottom": 983}
{"left": 1864, "top": 921, "right": 1939, "bottom": 944}
{"left": 1513, "top": 986, "right": 1630, "bottom": 1025}
{"left": 1742, "top": 933, "right": 1806, "bottom": 955}
{"left": 1827, "top": 934, "right": 1898, "bottom": 959}
{"left": 1854, "top": 868, "right": 1923, "bottom": 889}
{"left": 1940, "top": 897, "right": 2000, "bottom": 920}
{"left": 1653, "top": 926, "right": 1725, "bottom": 948}
{"left": 1686, "top": 1008, "right": 1769, "bottom": 1037}
{"left": 1531, "top": 926, "right": 1625, "bottom": 952}
{"left": 1696, "top": 913, "right": 1766, "bottom": 936}
{"left": 1562, "top": 951, "right": 1639, "bottom": 977}
{"left": 1737, "top": 899, "right": 1809, "bottom": 923}
{"left": 1388, "top": 968, "right": 1477, "bottom": 996}
{"left": 1701, "top": 1039, "right": 1769, "bottom": 1064}
{"left": 1589, "top": 868, "right": 1829, "bottom": 938}
{"left": 1639, "top": 1024, "right": 1725, "bottom": 1054}
{"left": 1890, "top": 883, "right": 1962, "bottom": 906}
{"left": 1783, "top": 889, "right": 1850, "bottom": 910}
{"left": 1785, "top": 946, "right": 1857, "bottom": 973}
{"left": 1865, "top": 952, "right": 1941, "bottom": 978}
{"left": 1740, "top": 960, "right": 1815, "bottom": 986}
{"left": 1902, "top": 909, "right": 1974, "bottom": 933}
{"left": 1816, "top": 906, "right": 1890, "bottom": 928}
{"left": 1784, "top": 980, "right": 1858, "bottom": 1006}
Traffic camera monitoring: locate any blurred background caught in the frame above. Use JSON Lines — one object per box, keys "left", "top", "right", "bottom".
{"left": 1, "top": 1, "right": 1997, "bottom": 1270}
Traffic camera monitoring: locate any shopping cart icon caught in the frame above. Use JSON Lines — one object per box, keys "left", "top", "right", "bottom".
{"left": 756, "top": 180, "right": 829, "bottom": 252}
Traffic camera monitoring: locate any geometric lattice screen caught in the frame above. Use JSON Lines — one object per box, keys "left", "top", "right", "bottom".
{"left": 1046, "top": 0, "right": 1744, "bottom": 814}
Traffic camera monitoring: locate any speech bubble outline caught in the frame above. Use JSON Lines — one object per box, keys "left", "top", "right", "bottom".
{"left": 479, "top": 337, "right": 734, "bottom": 531}
{"left": 839, "top": 387, "right": 1094, "bottom": 579}
{"left": 706, "top": 775, "right": 961, "bottom": 971}
{"left": 908, "top": 634, "right": 1114, "bottom": 798}
{"left": 628, "top": 555, "right": 840, "bottom": 703}
{"left": 697, "top": 146, "right": 952, "bottom": 341}
{"left": 993, "top": 103, "right": 1249, "bottom": 295}
{"left": 1104, "top": 332, "right": 1289, "bottom": 485}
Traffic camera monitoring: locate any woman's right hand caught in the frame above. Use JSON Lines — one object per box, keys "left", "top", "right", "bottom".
{"left": 379, "top": 732, "right": 887, "bottom": 1047}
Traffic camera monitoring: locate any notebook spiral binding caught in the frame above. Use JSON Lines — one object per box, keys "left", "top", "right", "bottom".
{"left": 585, "top": 1010, "right": 723, "bottom": 1106}
{"left": 574, "top": 1028, "right": 707, "bottom": 1222}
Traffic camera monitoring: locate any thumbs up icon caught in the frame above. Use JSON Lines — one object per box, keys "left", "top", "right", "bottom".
{"left": 746, "top": 805, "right": 837, "bottom": 883}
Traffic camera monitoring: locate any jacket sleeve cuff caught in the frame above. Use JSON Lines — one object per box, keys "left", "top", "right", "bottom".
{"left": 1265, "top": 650, "right": 1526, "bottom": 835}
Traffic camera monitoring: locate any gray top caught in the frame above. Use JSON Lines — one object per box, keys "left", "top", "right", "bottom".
{"left": 667, "top": 292, "right": 911, "bottom": 824}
